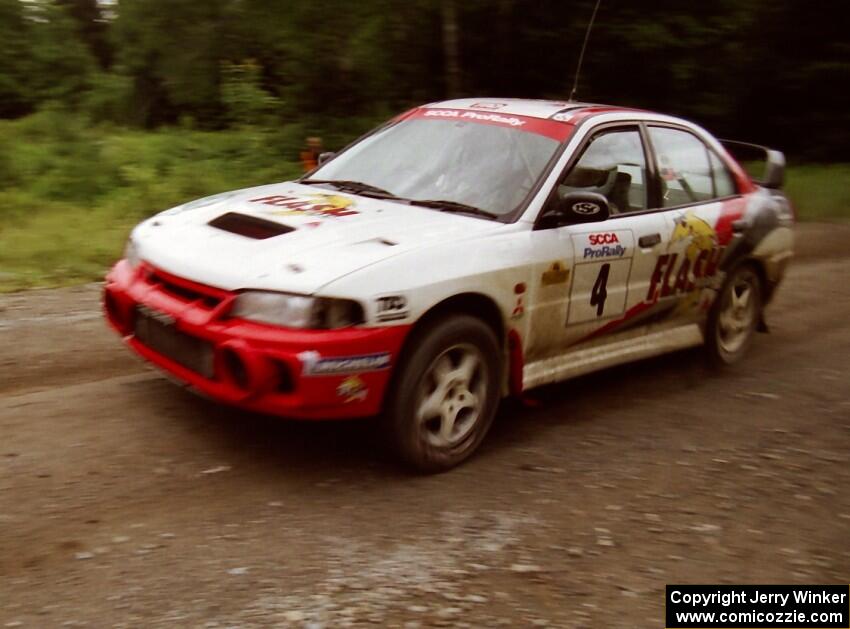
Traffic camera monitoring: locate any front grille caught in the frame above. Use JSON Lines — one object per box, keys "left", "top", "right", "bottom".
{"left": 143, "top": 268, "right": 225, "bottom": 309}
{"left": 135, "top": 306, "right": 215, "bottom": 378}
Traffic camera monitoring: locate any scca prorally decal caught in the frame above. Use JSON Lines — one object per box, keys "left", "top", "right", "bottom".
{"left": 589, "top": 233, "right": 620, "bottom": 245}
{"left": 251, "top": 193, "right": 358, "bottom": 217}
{"left": 585, "top": 246, "right": 626, "bottom": 259}
{"left": 584, "top": 232, "right": 627, "bottom": 259}
{"left": 423, "top": 109, "right": 526, "bottom": 127}
{"left": 646, "top": 212, "right": 724, "bottom": 304}
{"left": 299, "top": 352, "right": 391, "bottom": 376}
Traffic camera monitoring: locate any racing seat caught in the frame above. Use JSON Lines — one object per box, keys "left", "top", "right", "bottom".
{"left": 558, "top": 167, "right": 632, "bottom": 214}
{"left": 607, "top": 171, "right": 632, "bottom": 214}
{"left": 558, "top": 167, "right": 616, "bottom": 200}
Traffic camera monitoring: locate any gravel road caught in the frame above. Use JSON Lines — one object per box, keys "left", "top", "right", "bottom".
{"left": 1, "top": 223, "right": 848, "bottom": 628}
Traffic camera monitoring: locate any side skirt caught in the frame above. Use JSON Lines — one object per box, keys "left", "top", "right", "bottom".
{"left": 522, "top": 324, "right": 704, "bottom": 390}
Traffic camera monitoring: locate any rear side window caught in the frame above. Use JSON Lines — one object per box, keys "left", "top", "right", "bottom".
{"left": 649, "top": 126, "right": 739, "bottom": 207}
{"left": 708, "top": 150, "right": 736, "bottom": 198}
{"left": 648, "top": 127, "right": 713, "bottom": 207}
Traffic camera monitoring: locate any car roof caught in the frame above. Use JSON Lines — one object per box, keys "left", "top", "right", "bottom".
{"left": 422, "top": 97, "right": 639, "bottom": 122}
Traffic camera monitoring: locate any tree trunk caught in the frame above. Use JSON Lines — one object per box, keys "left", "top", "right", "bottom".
{"left": 441, "top": 0, "right": 461, "bottom": 98}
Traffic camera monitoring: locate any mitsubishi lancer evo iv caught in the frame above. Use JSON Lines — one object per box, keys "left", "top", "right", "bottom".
{"left": 104, "top": 98, "right": 794, "bottom": 472}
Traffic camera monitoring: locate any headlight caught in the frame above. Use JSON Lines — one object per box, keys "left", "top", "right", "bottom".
{"left": 230, "top": 291, "right": 364, "bottom": 329}
{"left": 125, "top": 238, "right": 142, "bottom": 269}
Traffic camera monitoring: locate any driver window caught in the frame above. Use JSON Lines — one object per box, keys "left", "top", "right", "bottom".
{"left": 558, "top": 128, "right": 647, "bottom": 214}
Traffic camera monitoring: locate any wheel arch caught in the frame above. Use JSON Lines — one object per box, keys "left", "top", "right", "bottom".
{"left": 384, "top": 292, "right": 512, "bottom": 411}
{"left": 418, "top": 292, "right": 505, "bottom": 339}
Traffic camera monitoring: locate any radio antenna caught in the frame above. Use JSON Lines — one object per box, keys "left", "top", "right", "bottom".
{"left": 569, "top": 0, "right": 602, "bottom": 102}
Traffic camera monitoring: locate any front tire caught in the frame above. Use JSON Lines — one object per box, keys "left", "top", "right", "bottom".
{"left": 385, "top": 315, "right": 502, "bottom": 473}
{"left": 705, "top": 264, "right": 763, "bottom": 367}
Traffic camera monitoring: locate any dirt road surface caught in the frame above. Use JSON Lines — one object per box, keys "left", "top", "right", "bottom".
{"left": 1, "top": 223, "right": 848, "bottom": 628}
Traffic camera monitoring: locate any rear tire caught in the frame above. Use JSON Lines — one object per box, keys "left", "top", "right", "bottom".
{"left": 705, "top": 264, "right": 763, "bottom": 367}
{"left": 385, "top": 315, "right": 502, "bottom": 473}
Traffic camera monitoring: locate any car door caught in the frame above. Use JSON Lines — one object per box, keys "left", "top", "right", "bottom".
{"left": 525, "top": 124, "right": 672, "bottom": 359}
{"left": 643, "top": 125, "right": 745, "bottom": 327}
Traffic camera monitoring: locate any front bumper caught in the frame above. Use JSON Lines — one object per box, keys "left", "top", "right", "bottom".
{"left": 104, "top": 259, "right": 410, "bottom": 419}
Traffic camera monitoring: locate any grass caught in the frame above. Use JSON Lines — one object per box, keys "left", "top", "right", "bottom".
{"left": 0, "top": 202, "right": 135, "bottom": 291}
{"left": 1, "top": 112, "right": 848, "bottom": 291}
{"left": 785, "top": 164, "right": 850, "bottom": 221}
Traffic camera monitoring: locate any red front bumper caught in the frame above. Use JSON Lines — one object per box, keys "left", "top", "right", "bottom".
{"left": 103, "top": 260, "right": 410, "bottom": 419}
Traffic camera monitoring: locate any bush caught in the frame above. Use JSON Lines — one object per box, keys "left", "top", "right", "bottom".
{"left": 220, "top": 61, "right": 284, "bottom": 128}
{"left": 0, "top": 113, "right": 321, "bottom": 289}
{"left": 83, "top": 73, "right": 135, "bottom": 125}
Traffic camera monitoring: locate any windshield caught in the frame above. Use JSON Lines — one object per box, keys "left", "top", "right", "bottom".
{"left": 308, "top": 111, "right": 566, "bottom": 217}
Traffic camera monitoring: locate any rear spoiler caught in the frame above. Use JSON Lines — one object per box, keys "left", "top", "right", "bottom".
{"left": 719, "top": 140, "right": 785, "bottom": 189}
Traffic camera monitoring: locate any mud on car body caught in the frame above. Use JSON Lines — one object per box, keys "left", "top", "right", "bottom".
{"left": 104, "top": 98, "right": 794, "bottom": 471}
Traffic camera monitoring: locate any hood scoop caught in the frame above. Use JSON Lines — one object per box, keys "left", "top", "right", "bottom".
{"left": 208, "top": 212, "right": 294, "bottom": 239}
{"left": 353, "top": 237, "right": 397, "bottom": 247}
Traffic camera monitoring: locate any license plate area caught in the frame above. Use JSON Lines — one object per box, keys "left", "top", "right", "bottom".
{"left": 134, "top": 306, "right": 214, "bottom": 379}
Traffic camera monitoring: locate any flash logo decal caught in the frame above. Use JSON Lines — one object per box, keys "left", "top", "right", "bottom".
{"left": 337, "top": 376, "right": 368, "bottom": 403}
{"left": 251, "top": 193, "right": 359, "bottom": 217}
{"left": 646, "top": 212, "right": 723, "bottom": 303}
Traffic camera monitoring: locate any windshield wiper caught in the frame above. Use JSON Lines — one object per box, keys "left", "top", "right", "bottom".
{"left": 407, "top": 199, "right": 500, "bottom": 220}
{"left": 300, "top": 179, "right": 399, "bottom": 199}
{"left": 301, "top": 180, "right": 499, "bottom": 219}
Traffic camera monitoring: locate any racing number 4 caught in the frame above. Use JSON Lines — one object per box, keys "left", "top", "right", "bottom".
{"left": 590, "top": 263, "right": 610, "bottom": 317}
{"left": 566, "top": 258, "right": 630, "bottom": 326}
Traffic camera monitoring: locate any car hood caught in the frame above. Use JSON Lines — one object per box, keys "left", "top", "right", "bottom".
{"left": 133, "top": 182, "right": 504, "bottom": 294}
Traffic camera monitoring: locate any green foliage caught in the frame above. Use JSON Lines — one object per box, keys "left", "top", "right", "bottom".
{"left": 0, "top": 114, "right": 308, "bottom": 289}
{"left": 1, "top": 0, "right": 847, "bottom": 159}
{"left": 0, "top": 0, "right": 33, "bottom": 117}
{"left": 25, "top": 1, "right": 98, "bottom": 107}
{"left": 56, "top": 0, "right": 111, "bottom": 67}
{"left": 83, "top": 72, "right": 134, "bottom": 124}
{"left": 220, "top": 61, "right": 283, "bottom": 127}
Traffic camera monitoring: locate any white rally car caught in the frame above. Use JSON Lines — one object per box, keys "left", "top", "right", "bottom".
{"left": 104, "top": 98, "right": 794, "bottom": 471}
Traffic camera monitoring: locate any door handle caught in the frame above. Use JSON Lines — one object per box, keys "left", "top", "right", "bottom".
{"left": 638, "top": 233, "right": 661, "bottom": 248}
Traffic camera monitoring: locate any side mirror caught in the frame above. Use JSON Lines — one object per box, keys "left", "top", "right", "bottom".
{"left": 762, "top": 149, "right": 785, "bottom": 189}
{"left": 538, "top": 192, "right": 610, "bottom": 229}
{"left": 720, "top": 140, "right": 785, "bottom": 189}
{"left": 318, "top": 151, "right": 336, "bottom": 166}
